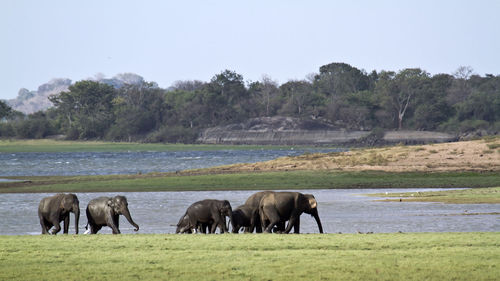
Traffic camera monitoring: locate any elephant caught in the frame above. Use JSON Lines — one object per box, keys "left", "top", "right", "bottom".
{"left": 175, "top": 213, "right": 212, "bottom": 234}
{"left": 243, "top": 191, "right": 273, "bottom": 233}
{"left": 38, "top": 193, "right": 80, "bottom": 235}
{"left": 183, "top": 199, "right": 233, "bottom": 233}
{"left": 85, "top": 196, "right": 139, "bottom": 234}
{"left": 259, "top": 191, "right": 324, "bottom": 234}
{"left": 231, "top": 204, "right": 258, "bottom": 233}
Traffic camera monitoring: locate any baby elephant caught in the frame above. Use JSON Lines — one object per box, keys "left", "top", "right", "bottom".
{"left": 85, "top": 195, "right": 139, "bottom": 234}
{"left": 184, "top": 199, "right": 233, "bottom": 233}
{"left": 175, "top": 213, "right": 212, "bottom": 234}
{"left": 231, "top": 204, "right": 258, "bottom": 233}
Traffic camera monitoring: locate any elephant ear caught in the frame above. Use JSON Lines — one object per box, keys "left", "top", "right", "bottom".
{"left": 308, "top": 197, "right": 317, "bottom": 209}
{"left": 107, "top": 199, "right": 114, "bottom": 208}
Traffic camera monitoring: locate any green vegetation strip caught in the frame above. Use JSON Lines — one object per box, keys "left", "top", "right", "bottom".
{"left": 0, "top": 139, "right": 308, "bottom": 152}
{"left": 370, "top": 187, "right": 500, "bottom": 204}
{"left": 1, "top": 171, "right": 499, "bottom": 193}
{"left": 1, "top": 233, "right": 498, "bottom": 281}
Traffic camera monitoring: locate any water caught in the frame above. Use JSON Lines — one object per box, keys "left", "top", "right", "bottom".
{"left": 1, "top": 189, "right": 498, "bottom": 235}
{"left": 0, "top": 149, "right": 338, "bottom": 176}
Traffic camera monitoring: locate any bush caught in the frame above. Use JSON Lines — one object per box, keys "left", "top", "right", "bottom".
{"left": 145, "top": 126, "right": 199, "bottom": 143}
{"left": 359, "top": 127, "right": 385, "bottom": 146}
{"left": 0, "top": 123, "right": 15, "bottom": 137}
{"left": 458, "top": 119, "right": 490, "bottom": 132}
{"left": 13, "top": 118, "right": 56, "bottom": 139}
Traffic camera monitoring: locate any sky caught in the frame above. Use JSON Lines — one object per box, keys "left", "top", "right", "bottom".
{"left": 1, "top": 0, "right": 499, "bottom": 100}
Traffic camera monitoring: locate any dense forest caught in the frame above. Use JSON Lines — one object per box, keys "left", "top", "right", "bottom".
{"left": 0, "top": 63, "right": 499, "bottom": 143}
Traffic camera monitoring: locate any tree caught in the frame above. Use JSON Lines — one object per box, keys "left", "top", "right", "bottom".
{"left": 0, "top": 100, "right": 13, "bottom": 120}
{"left": 248, "top": 75, "right": 280, "bottom": 117}
{"left": 314, "top": 62, "right": 370, "bottom": 98}
{"left": 168, "top": 80, "right": 206, "bottom": 92}
{"left": 279, "top": 80, "right": 323, "bottom": 117}
{"left": 202, "top": 70, "right": 248, "bottom": 125}
{"left": 456, "top": 75, "right": 500, "bottom": 123}
{"left": 412, "top": 74, "right": 454, "bottom": 130}
{"left": 376, "top": 69, "right": 430, "bottom": 130}
{"left": 446, "top": 66, "right": 474, "bottom": 105}
{"left": 109, "top": 82, "right": 166, "bottom": 141}
{"left": 13, "top": 111, "right": 56, "bottom": 139}
{"left": 49, "top": 80, "right": 116, "bottom": 139}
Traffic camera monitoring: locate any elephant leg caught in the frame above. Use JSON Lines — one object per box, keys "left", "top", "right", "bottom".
{"left": 262, "top": 206, "right": 280, "bottom": 233}
{"left": 276, "top": 221, "right": 286, "bottom": 233}
{"left": 285, "top": 215, "right": 299, "bottom": 234}
{"left": 40, "top": 217, "right": 50, "bottom": 234}
{"left": 218, "top": 222, "right": 226, "bottom": 233}
{"left": 210, "top": 221, "right": 218, "bottom": 233}
{"left": 92, "top": 225, "right": 102, "bottom": 234}
{"left": 253, "top": 212, "right": 262, "bottom": 233}
{"left": 248, "top": 215, "right": 256, "bottom": 233}
{"left": 51, "top": 220, "right": 62, "bottom": 235}
{"left": 255, "top": 223, "right": 262, "bottom": 233}
{"left": 110, "top": 215, "right": 120, "bottom": 234}
{"left": 219, "top": 216, "right": 228, "bottom": 233}
{"left": 293, "top": 217, "right": 300, "bottom": 234}
{"left": 63, "top": 216, "right": 70, "bottom": 234}
{"left": 201, "top": 223, "right": 210, "bottom": 234}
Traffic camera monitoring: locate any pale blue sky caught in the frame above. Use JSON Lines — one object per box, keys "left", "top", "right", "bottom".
{"left": 1, "top": 0, "right": 499, "bottom": 100}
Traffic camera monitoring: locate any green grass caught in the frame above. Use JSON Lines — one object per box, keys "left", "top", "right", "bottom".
{"left": 0, "top": 139, "right": 313, "bottom": 152}
{"left": 0, "top": 233, "right": 498, "bottom": 280}
{"left": 371, "top": 187, "right": 500, "bottom": 204}
{"left": 1, "top": 171, "right": 500, "bottom": 193}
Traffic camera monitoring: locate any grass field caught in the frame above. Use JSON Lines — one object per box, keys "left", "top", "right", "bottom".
{"left": 0, "top": 139, "right": 306, "bottom": 152}
{"left": 0, "top": 233, "right": 498, "bottom": 280}
{"left": 1, "top": 171, "right": 500, "bottom": 193}
{"left": 371, "top": 186, "right": 500, "bottom": 204}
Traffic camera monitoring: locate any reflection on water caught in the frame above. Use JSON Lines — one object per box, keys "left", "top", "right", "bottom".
{"left": 1, "top": 189, "right": 498, "bottom": 235}
{"left": 0, "top": 149, "right": 339, "bottom": 176}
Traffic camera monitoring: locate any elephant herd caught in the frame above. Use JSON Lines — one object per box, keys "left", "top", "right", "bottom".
{"left": 38, "top": 191, "right": 324, "bottom": 235}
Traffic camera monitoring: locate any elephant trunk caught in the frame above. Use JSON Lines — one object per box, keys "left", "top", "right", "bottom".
{"left": 123, "top": 208, "right": 139, "bottom": 232}
{"left": 73, "top": 205, "right": 80, "bottom": 235}
{"left": 312, "top": 209, "right": 324, "bottom": 234}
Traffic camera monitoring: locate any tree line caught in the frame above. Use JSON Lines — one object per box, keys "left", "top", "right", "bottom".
{"left": 1, "top": 63, "right": 499, "bottom": 142}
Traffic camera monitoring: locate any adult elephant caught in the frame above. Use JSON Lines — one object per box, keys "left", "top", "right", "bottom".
{"left": 85, "top": 196, "right": 139, "bottom": 234}
{"left": 184, "top": 199, "right": 232, "bottom": 234}
{"left": 243, "top": 191, "right": 274, "bottom": 233}
{"left": 38, "top": 193, "right": 80, "bottom": 235}
{"left": 259, "top": 192, "right": 323, "bottom": 234}
{"left": 231, "top": 204, "right": 258, "bottom": 233}
{"left": 175, "top": 213, "right": 212, "bottom": 234}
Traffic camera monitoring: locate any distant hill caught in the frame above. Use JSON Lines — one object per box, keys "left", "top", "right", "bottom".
{"left": 7, "top": 78, "right": 71, "bottom": 114}
{"left": 6, "top": 73, "right": 145, "bottom": 114}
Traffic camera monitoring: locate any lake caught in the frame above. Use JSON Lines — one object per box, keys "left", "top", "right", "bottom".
{"left": 1, "top": 189, "right": 498, "bottom": 235}
{"left": 0, "top": 148, "right": 339, "bottom": 176}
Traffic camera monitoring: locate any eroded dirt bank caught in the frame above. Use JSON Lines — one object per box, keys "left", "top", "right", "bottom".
{"left": 202, "top": 138, "right": 500, "bottom": 173}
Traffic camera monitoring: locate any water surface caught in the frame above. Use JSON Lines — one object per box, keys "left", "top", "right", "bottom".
{"left": 0, "top": 148, "right": 338, "bottom": 176}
